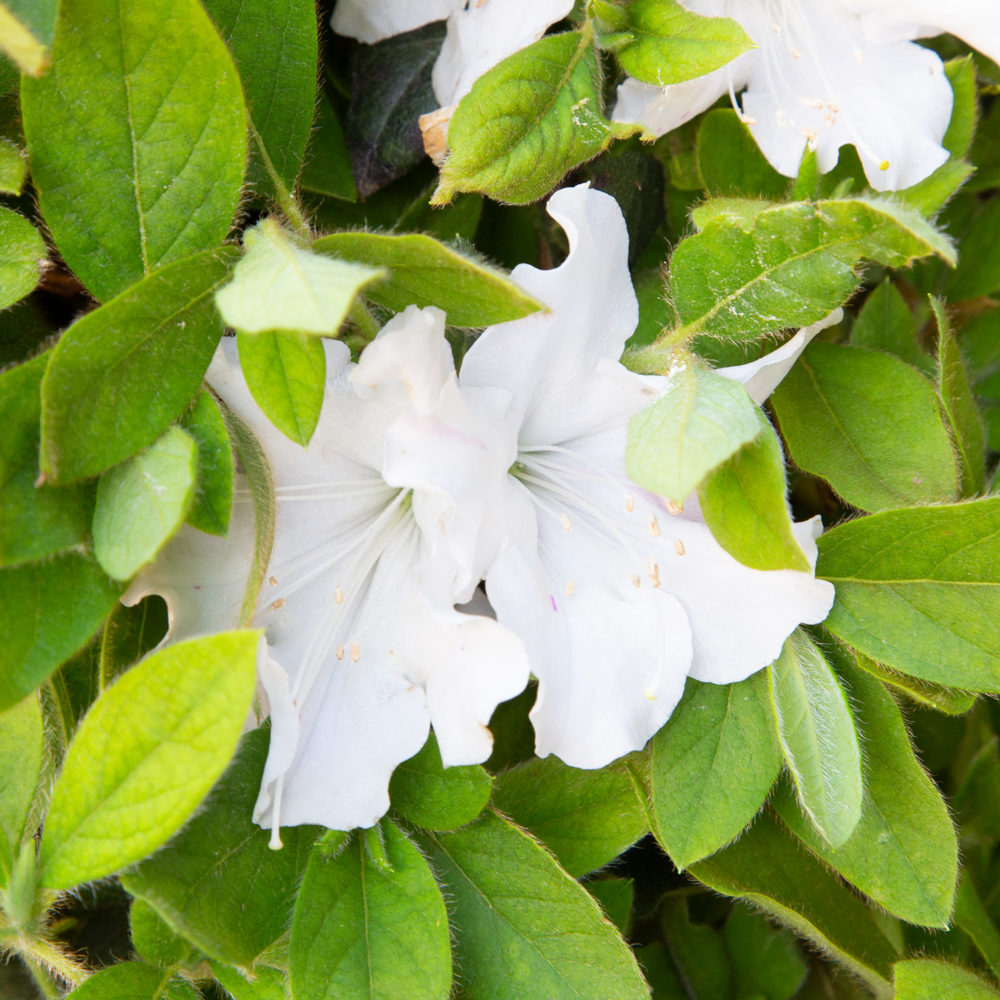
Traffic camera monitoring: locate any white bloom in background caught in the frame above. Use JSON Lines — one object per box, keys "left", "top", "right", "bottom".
{"left": 126, "top": 307, "right": 529, "bottom": 839}
{"left": 330, "top": 0, "right": 464, "bottom": 45}
{"left": 613, "top": 0, "right": 1000, "bottom": 191}
{"left": 459, "top": 184, "right": 835, "bottom": 768}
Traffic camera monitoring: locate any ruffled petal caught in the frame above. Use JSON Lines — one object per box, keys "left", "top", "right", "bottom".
{"left": 611, "top": 68, "right": 736, "bottom": 136}
{"left": 331, "top": 0, "right": 464, "bottom": 44}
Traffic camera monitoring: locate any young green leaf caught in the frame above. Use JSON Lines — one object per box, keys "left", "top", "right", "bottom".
{"left": 668, "top": 197, "right": 955, "bottom": 342}
{"left": 180, "top": 391, "right": 235, "bottom": 537}
{"left": 774, "top": 658, "right": 958, "bottom": 927}
{"left": 123, "top": 728, "right": 318, "bottom": 971}
{"left": 418, "top": 811, "right": 650, "bottom": 1000}
{"left": 20, "top": 0, "right": 246, "bottom": 303}
{"left": 64, "top": 962, "right": 199, "bottom": 1000}
{"left": 0, "top": 694, "right": 44, "bottom": 883}
{"left": 313, "top": 231, "right": 544, "bottom": 327}
{"left": 37, "top": 630, "right": 260, "bottom": 890}
{"left": 850, "top": 279, "right": 932, "bottom": 375}
{"left": 0, "top": 206, "right": 44, "bottom": 310}
{"left": 93, "top": 427, "right": 198, "bottom": 582}
{"left": 932, "top": 297, "right": 987, "bottom": 496}
{"left": 817, "top": 498, "right": 1000, "bottom": 692}
{"left": 237, "top": 331, "right": 326, "bottom": 446}
{"left": 290, "top": 822, "right": 452, "bottom": 1000}
{"left": 626, "top": 361, "right": 761, "bottom": 504}
{"left": 0, "top": 553, "right": 122, "bottom": 712}
{"left": 215, "top": 219, "right": 384, "bottom": 337}
{"left": 650, "top": 673, "right": 781, "bottom": 869}
{"left": 0, "top": 353, "right": 93, "bottom": 568}
{"left": 771, "top": 343, "right": 959, "bottom": 511}
{"left": 768, "top": 631, "right": 863, "bottom": 847}
{"left": 688, "top": 811, "right": 900, "bottom": 994}
{"left": 389, "top": 731, "right": 492, "bottom": 832}
{"left": 201, "top": 0, "right": 317, "bottom": 196}
{"left": 697, "top": 410, "right": 811, "bottom": 572}
{"left": 491, "top": 756, "right": 647, "bottom": 877}
{"left": 433, "top": 29, "right": 614, "bottom": 207}
{"left": 40, "top": 248, "right": 236, "bottom": 484}
{"left": 595, "top": 0, "right": 752, "bottom": 87}
{"left": 696, "top": 109, "right": 788, "bottom": 199}
{"left": 0, "top": 0, "right": 56, "bottom": 75}
{"left": 894, "top": 959, "right": 1000, "bottom": 999}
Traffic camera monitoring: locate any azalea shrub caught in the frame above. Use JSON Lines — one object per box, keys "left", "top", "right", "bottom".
{"left": 2, "top": 1, "right": 1000, "bottom": 999}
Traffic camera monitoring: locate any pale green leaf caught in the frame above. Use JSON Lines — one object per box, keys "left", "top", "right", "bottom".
{"left": 0, "top": 206, "right": 44, "bottom": 310}
{"left": 289, "top": 823, "right": 452, "bottom": 1000}
{"left": 626, "top": 361, "right": 761, "bottom": 504}
{"left": 93, "top": 427, "right": 198, "bottom": 581}
{"left": 313, "top": 231, "right": 544, "bottom": 327}
{"left": 38, "top": 630, "right": 259, "bottom": 889}
{"left": 212, "top": 963, "right": 289, "bottom": 1000}
{"left": 816, "top": 498, "right": 1000, "bottom": 692}
{"left": 217, "top": 220, "right": 383, "bottom": 337}
{"left": 0, "top": 137, "right": 27, "bottom": 195}
{"left": 21, "top": 0, "right": 247, "bottom": 302}
{"left": 130, "top": 899, "right": 195, "bottom": 970}
{"left": 768, "top": 631, "right": 862, "bottom": 847}
{"left": 650, "top": 673, "right": 781, "bottom": 869}
{"left": 433, "top": 29, "right": 613, "bottom": 206}
{"left": 0, "top": 694, "right": 44, "bottom": 883}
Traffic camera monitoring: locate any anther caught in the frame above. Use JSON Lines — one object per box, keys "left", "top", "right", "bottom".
{"left": 625, "top": 495, "right": 635, "bottom": 512}
{"left": 268, "top": 576, "right": 278, "bottom": 586}
{"left": 631, "top": 574, "right": 642, "bottom": 589}
{"left": 334, "top": 586, "right": 344, "bottom": 604}
{"left": 802, "top": 97, "right": 824, "bottom": 109}
{"left": 350, "top": 641, "right": 361, "bottom": 663}
{"left": 565, "top": 579, "right": 575, "bottom": 597}
{"left": 673, "top": 538, "right": 686, "bottom": 556}
{"left": 666, "top": 500, "right": 684, "bottom": 516}
{"left": 271, "top": 598, "right": 286, "bottom": 610}
{"left": 560, "top": 513, "right": 572, "bottom": 532}
{"left": 336, "top": 645, "right": 345, "bottom": 661}
{"left": 648, "top": 557, "right": 661, "bottom": 588}
{"left": 649, "top": 516, "right": 661, "bottom": 538}
{"left": 879, "top": 160, "right": 890, "bottom": 172}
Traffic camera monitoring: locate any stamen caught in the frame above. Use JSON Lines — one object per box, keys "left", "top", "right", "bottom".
{"left": 673, "top": 538, "right": 686, "bottom": 556}
{"left": 631, "top": 574, "right": 642, "bottom": 589}
{"left": 271, "top": 598, "right": 286, "bottom": 610}
{"left": 560, "top": 513, "right": 572, "bottom": 532}
{"left": 336, "top": 645, "right": 345, "bottom": 661}
{"left": 268, "top": 576, "right": 278, "bottom": 586}
{"left": 565, "top": 579, "right": 575, "bottom": 597}
{"left": 350, "top": 640, "right": 361, "bottom": 663}
{"left": 666, "top": 500, "right": 684, "bottom": 516}
{"left": 649, "top": 516, "right": 661, "bottom": 538}
{"left": 648, "top": 557, "right": 661, "bottom": 588}
{"left": 334, "top": 586, "right": 344, "bottom": 604}
{"left": 625, "top": 495, "right": 635, "bottom": 513}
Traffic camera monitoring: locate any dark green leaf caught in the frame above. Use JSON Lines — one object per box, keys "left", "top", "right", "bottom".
{"left": 817, "top": 498, "right": 1000, "bottom": 692}
{"left": 290, "top": 822, "right": 451, "bottom": 1000}
{"left": 181, "top": 391, "right": 234, "bottom": 537}
{"left": 697, "top": 109, "right": 787, "bottom": 199}
{"left": 722, "top": 905, "right": 807, "bottom": 1000}
{"left": 850, "top": 279, "right": 932, "bottom": 375}
{"left": 894, "top": 959, "right": 1000, "bottom": 999}
{"left": 41, "top": 248, "right": 235, "bottom": 484}
{"left": 955, "top": 874, "right": 1000, "bottom": 978}
{"left": 434, "top": 30, "right": 614, "bottom": 206}
{"left": 301, "top": 94, "right": 358, "bottom": 201}
{"left": 21, "top": 0, "right": 246, "bottom": 302}
{"left": 650, "top": 673, "right": 781, "bottom": 869}
{"left": 771, "top": 343, "right": 958, "bottom": 511}
{"left": 945, "top": 197, "right": 1000, "bottom": 302}
{"left": 660, "top": 897, "right": 732, "bottom": 1000}
{"left": 389, "top": 731, "right": 492, "bottom": 832}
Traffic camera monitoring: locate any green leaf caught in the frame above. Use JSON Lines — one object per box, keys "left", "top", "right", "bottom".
{"left": 595, "top": 0, "right": 752, "bottom": 87}
{"left": 853, "top": 653, "right": 975, "bottom": 716}
{"left": 696, "top": 109, "right": 788, "bottom": 199}
{"left": 313, "top": 231, "right": 544, "bottom": 327}
{"left": 289, "top": 822, "right": 451, "bottom": 1000}
{"left": 768, "top": 632, "right": 862, "bottom": 847}
{"left": 626, "top": 361, "right": 761, "bottom": 504}
{"left": 216, "top": 220, "right": 384, "bottom": 337}
{"left": 122, "top": 727, "right": 318, "bottom": 971}
{"left": 688, "top": 811, "right": 900, "bottom": 993}
{"left": 774, "top": 657, "right": 957, "bottom": 927}
{"left": 212, "top": 963, "right": 289, "bottom": 1000}
{"left": 388, "top": 731, "right": 492, "bottom": 832}
{"left": 20, "top": 0, "right": 247, "bottom": 303}
{"left": 587, "top": 879, "right": 633, "bottom": 936}
{"left": 771, "top": 343, "right": 959, "bottom": 511}
{"left": 816, "top": 498, "right": 1000, "bottom": 692}
{"left": 0, "top": 353, "right": 93, "bottom": 568}
{"left": 722, "top": 905, "right": 807, "bottom": 1000}
{"left": 180, "top": 391, "right": 234, "bottom": 537}
{"left": 40, "top": 248, "right": 236, "bottom": 484}
{"left": 0, "top": 0, "right": 56, "bottom": 75}
{"left": 0, "top": 553, "right": 122, "bottom": 712}
{"left": 418, "top": 810, "right": 650, "bottom": 1000}
{"left": 37, "top": 630, "right": 259, "bottom": 890}
{"left": 66, "top": 963, "right": 199, "bottom": 1000}
{"left": 668, "top": 197, "right": 955, "bottom": 342}
{"left": 0, "top": 693, "right": 44, "bottom": 883}
{"left": 0, "top": 206, "right": 44, "bottom": 310}
{"left": 932, "top": 297, "right": 986, "bottom": 496}
{"left": 93, "top": 427, "right": 198, "bottom": 582}
{"left": 236, "top": 331, "right": 325, "bottom": 447}
{"left": 99, "top": 597, "right": 169, "bottom": 690}
{"left": 697, "top": 411, "right": 810, "bottom": 572}
{"left": 660, "top": 897, "right": 732, "bottom": 1000}
{"left": 301, "top": 95, "right": 358, "bottom": 201}
{"left": 850, "top": 279, "right": 932, "bottom": 375}
{"left": 433, "top": 29, "right": 614, "bottom": 207}
{"left": 945, "top": 197, "right": 1000, "bottom": 302}
{"left": 201, "top": 0, "right": 317, "bottom": 195}
{"left": 491, "top": 757, "right": 647, "bottom": 877}
{"left": 130, "top": 899, "right": 195, "bottom": 969}
{"left": 894, "top": 959, "right": 1000, "bottom": 999}
{"left": 0, "top": 137, "right": 27, "bottom": 196}
{"left": 956, "top": 874, "right": 1000, "bottom": 978}
{"left": 650, "top": 673, "right": 781, "bottom": 869}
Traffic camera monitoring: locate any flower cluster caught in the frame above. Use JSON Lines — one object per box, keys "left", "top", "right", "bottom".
{"left": 129, "top": 185, "right": 834, "bottom": 842}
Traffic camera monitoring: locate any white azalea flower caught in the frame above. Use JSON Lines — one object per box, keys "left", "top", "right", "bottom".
{"left": 613, "top": 0, "right": 1000, "bottom": 191}
{"left": 125, "top": 307, "right": 529, "bottom": 838}
{"left": 330, "top": 0, "right": 464, "bottom": 45}
{"left": 459, "top": 184, "right": 835, "bottom": 768}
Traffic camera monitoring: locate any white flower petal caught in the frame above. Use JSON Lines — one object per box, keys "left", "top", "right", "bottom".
{"left": 717, "top": 308, "right": 843, "bottom": 404}
{"left": 431, "top": 0, "right": 574, "bottom": 106}
{"left": 331, "top": 0, "right": 464, "bottom": 44}
{"left": 612, "top": 68, "right": 736, "bottom": 135}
